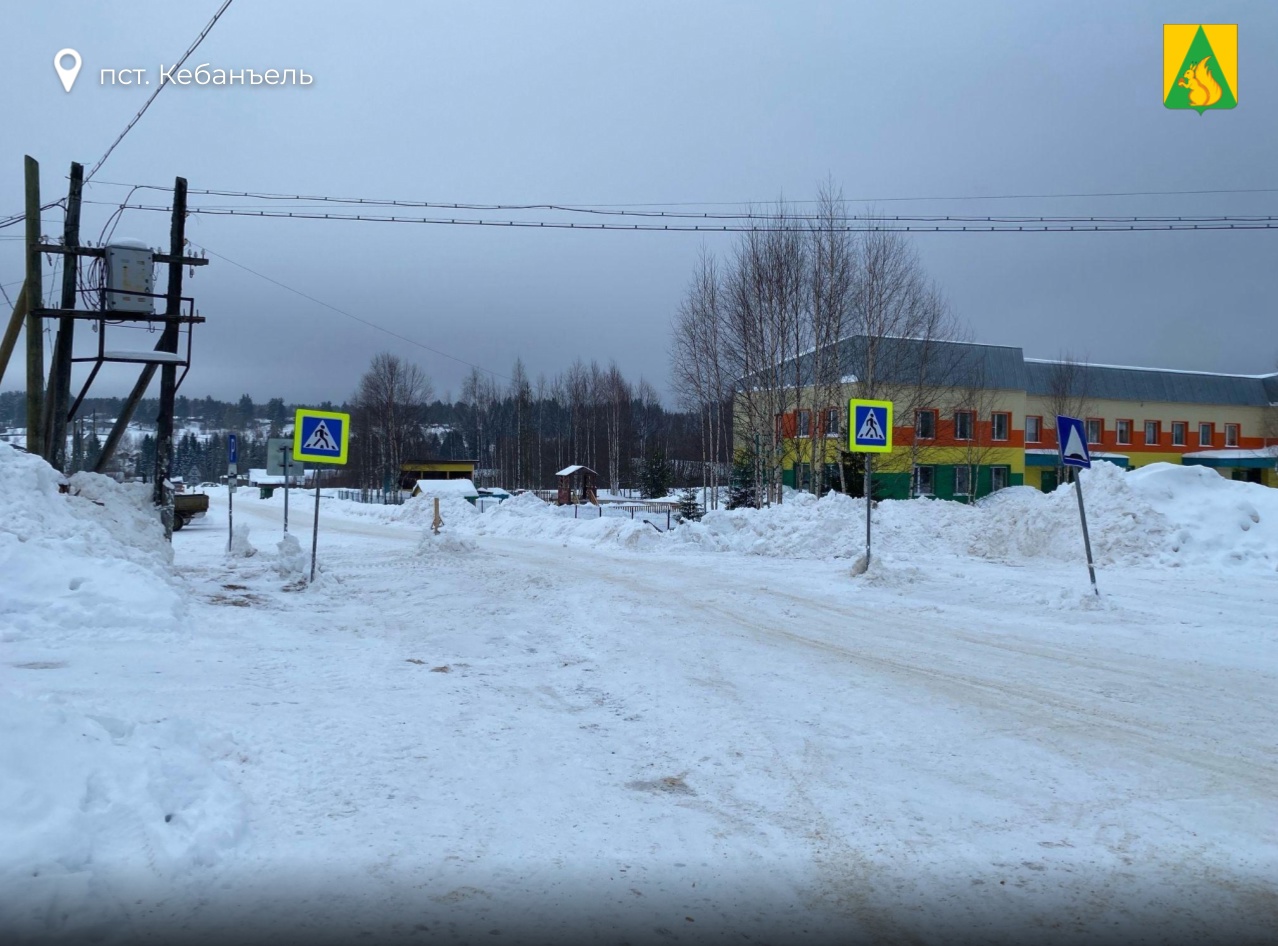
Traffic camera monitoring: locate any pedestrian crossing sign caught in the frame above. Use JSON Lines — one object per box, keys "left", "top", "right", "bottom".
{"left": 294, "top": 408, "right": 350, "bottom": 465}
{"left": 848, "top": 399, "right": 893, "bottom": 453}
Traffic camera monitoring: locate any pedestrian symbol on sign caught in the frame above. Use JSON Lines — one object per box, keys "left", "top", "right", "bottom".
{"left": 857, "top": 410, "right": 885, "bottom": 443}
{"left": 302, "top": 419, "right": 338, "bottom": 452}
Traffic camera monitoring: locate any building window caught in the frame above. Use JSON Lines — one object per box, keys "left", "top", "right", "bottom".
{"left": 1225, "top": 423, "right": 1239, "bottom": 447}
{"left": 991, "top": 412, "right": 1010, "bottom": 441}
{"left": 798, "top": 409, "right": 811, "bottom": 439}
{"left": 990, "top": 467, "right": 1009, "bottom": 492}
{"left": 1025, "top": 415, "right": 1042, "bottom": 443}
{"left": 954, "top": 411, "right": 974, "bottom": 441}
{"left": 915, "top": 409, "right": 937, "bottom": 439}
{"left": 1172, "top": 422, "right": 1187, "bottom": 447}
{"left": 1116, "top": 419, "right": 1132, "bottom": 445}
{"left": 1198, "top": 422, "right": 1213, "bottom": 447}
{"left": 1144, "top": 420, "right": 1160, "bottom": 445}
{"left": 775, "top": 413, "right": 784, "bottom": 442}
{"left": 914, "top": 466, "right": 935, "bottom": 497}
{"left": 1086, "top": 418, "right": 1103, "bottom": 444}
{"left": 824, "top": 407, "right": 840, "bottom": 439}
{"left": 954, "top": 464, "right": 972, "bottom": 496}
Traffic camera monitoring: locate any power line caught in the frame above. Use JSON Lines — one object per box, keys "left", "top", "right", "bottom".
{"left": 114, "top": 204, "right": 1278, "bottom": 232}
{"left": 83, "top": 178, "right": 1278, "bottom": 206}
{"left": 186, "top": 241, "right": 512, "bottom": 383}
{"left": 84, "top": 0, "right": 235, "bottom": 182}
{"left": 76, "top": 195, "right": 1278, "bottom": 225}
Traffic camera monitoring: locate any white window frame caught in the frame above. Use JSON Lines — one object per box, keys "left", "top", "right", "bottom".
{"left": 1144, "top": 420, "right": 1159, "bottom": 445}
{"left": 954, "top": 411, "right": 974, "bottom": 441}
{"left": 954, "top": 464, "right": 972, "bottom": 496}
{"left": 1025, "top": 415, "right": 1042, "bottom": 444}
{"left": 1171, "top": 421, "right": 1187, "bottom": 447}
{"left": 1086, "top": 418, "right": 1103, "bottom": 445}
{"left": 990, "top": 466, "right": 1009, "bottom": 492}
{"left": 1225, "top": 423, "right": 1239, "bottom": 448}
{"left": 797, "top": 409, "right": 811, "bottom": 439}
{"left": 1116, "top": 419, "right": 1132, "bottom": 445}
{"left": 1198, "top": 422, "right": 1213, "bottom": 447}
{"left": 913, "top": 465, "right": 935, "bottom": 497}
{"left": 991, "top": 412, "right": 1010, "bottom": 442}
{"left": 824, "top": 407, "right": 840, "bottom": 439}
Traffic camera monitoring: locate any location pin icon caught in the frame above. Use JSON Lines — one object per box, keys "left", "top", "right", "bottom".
{"left": 54, "top": 48, "right": 82, "bottom": 92}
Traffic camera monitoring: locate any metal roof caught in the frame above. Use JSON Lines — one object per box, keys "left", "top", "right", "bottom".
{"left": 1024, "top": 360, "right": 1274, "bottom": 406}
{"left": 761, "top": 335, "right": 1277, "bottom": 407}
{"left": 763, "top": 335, "right": 1028, "bottom": 391}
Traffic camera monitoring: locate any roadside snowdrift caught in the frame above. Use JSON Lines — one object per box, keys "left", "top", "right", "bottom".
{"left": 0, "top": 443, "right": 184, "bottom": 642}
{"left": 425, "top": 462, "right": 1278, "bottom": 570}
{"left": 1, "top": 443, "right": 247, "bottom": 940}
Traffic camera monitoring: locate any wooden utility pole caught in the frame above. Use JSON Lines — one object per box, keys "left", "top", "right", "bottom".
{"left": 152, "top": 177, "right": 188, "bottom": 537}
{"left": 44, "top": 162, "right": 84, "bottom": 470}
{"left": 24, "top": 156, "right": 44, "bottom": 457}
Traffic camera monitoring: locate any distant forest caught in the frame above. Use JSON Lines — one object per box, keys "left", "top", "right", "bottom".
{"left": 0, "top": 367, "right": 731, "bottom": 495}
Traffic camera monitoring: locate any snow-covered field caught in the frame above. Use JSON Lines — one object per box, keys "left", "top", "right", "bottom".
{"left": 3, "top": 442, "right": 1277, "bottom": 945}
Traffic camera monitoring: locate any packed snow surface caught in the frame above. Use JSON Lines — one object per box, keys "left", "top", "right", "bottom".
{"left": 3, "top": 443, "right": 1276, "bottom": 943}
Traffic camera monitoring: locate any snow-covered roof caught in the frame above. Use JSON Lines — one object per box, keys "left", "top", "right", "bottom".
{"left": 1183, "top": 447, "right": 1278, "bottom": 460}
{"left": 413, "top": 478, "right": 478, "bottom": 496}
{"left": 556, "top": 465, "right": 596, "bottom": 477}
{"left": 102, "top": 350, "right": 186, "bottom": 365}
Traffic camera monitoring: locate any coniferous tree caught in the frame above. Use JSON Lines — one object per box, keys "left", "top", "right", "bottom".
{"left": 641, "top": 445, "right": 672, "bottom": 499}
{"left": 726, "top": 448, "right": 758, "bottom": 509}
{"left": 676, "top": 485, "right": 703, "bottom": 523}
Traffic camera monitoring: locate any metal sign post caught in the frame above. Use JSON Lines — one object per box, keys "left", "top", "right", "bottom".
{"left": 848, "top": 398, "right": 894, "bottom": 571}
{"left": 227, "top": 434, "right": 238, "bottom": 554}
{"left": 293, "top": 408, "right": 351, "bottom": 584}
{"left": 280, "top": 444, "right": 291, "bottom": 534}
{"left": 311, "top": 467, "right": 321, "bottom": 582}
{"left": 1056, "top": 414, "right": 1099, "bottom": 596}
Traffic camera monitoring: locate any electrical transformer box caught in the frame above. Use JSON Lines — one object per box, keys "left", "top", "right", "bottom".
{"left": 104, "top": 241, "right": 155, "bottom": 313}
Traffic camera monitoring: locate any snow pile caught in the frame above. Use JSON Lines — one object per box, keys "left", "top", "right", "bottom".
{"left": 227, "top": 522, "right": 257, "bottom": 558}
{"left": 970, "top": 462, "right": 1278, "bottom": 570}
{"left": 0, "top": 690, "right": 248, "bottom": 941}
{"left": 273, "top": 531, "right": 307, "bottom": 577}
{"left": 463, "top": 492, "right": 667, "bottom": 550}
{"left": 417, "top": 460, "right": 1278, "bottom": 572}
{"left": 416, "top": 530, "right": 477, "bottom": 557}
{"left": 0, "top": 443, "right": 184, "bottom": 642}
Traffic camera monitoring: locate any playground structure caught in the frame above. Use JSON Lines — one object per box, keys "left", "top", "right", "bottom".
{"left": 555, "top": 465, "right": 598, "bottom": 506}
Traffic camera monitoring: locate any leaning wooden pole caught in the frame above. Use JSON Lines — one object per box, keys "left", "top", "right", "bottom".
{"left": 0, "top": 282, "right": 28, "bottom": 389}
{"left": 24, "top": 156, "right": 44, "bottom": 457}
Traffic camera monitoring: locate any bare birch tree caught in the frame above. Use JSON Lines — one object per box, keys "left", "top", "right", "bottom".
{"left": 352, "top": 352, "right": 432, "bottom": 490}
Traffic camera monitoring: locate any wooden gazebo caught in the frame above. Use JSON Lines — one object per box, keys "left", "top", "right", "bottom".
{"left": 555, "top": 465, "right": 598, "bottom": 506}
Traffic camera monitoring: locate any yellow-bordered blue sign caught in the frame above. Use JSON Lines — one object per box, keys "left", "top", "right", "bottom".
{"left": 293, "top": 408, "right": 350, "bottom": 465}
{"left": 848, "top": 399, "right": 893, "bottom": 453}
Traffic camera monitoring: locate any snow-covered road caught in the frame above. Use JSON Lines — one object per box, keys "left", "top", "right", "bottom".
{"left": 6, "top": 483, "right": 1277, "bottom": 944}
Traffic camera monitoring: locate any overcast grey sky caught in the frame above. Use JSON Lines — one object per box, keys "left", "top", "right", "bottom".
{"left": 2, "top": 1, "right": 1276, "bottom": 406}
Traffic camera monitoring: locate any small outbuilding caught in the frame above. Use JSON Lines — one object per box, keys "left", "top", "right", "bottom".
{"left": 411, "top": 478, "right": 480, "bottom": 504}
{"left": 555, "top": 465, "right": 598, "bottom": 506}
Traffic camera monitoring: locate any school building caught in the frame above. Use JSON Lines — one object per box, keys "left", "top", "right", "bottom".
{"left": 761, "top": 337, "right": 1278, "bottom": 500}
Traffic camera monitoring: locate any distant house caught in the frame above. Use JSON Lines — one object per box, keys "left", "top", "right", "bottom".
{"left": 400, "top": 459, "right": 477, "bottom": 490}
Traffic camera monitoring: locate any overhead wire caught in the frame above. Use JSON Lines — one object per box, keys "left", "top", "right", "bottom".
{"left": 108, "top": 204, "right": 1278, "bottom": 232}
{"left": 84, "top": 0, "right": 235, "bottom": 182}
